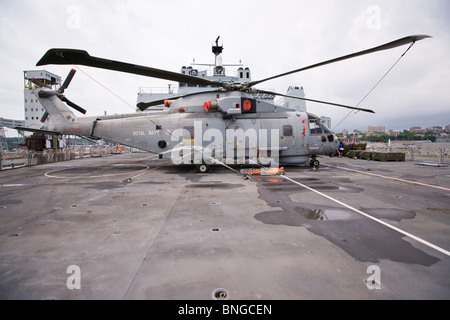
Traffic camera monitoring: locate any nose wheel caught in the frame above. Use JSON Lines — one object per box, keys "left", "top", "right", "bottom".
{"left": 309, "top": 157, "right": 320, "bottom": 168}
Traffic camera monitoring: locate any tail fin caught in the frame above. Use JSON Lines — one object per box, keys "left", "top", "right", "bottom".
{"left": 32, "top": 87, "right": 79, "bottom": 132}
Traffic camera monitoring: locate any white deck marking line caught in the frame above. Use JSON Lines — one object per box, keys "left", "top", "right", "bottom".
{"left": 281, "top": 175, "right": 450, "bottom": 258}
{"left": 212, "top": 159, "right": 241, "bottom": 173}
{"left": 44, "top": 164, "right": 150, "bottom": 179}
{"left": 330, "top": 165, "right": 450, "bottom": 191}
{"left": 129, "top": 161, "right": 172, "bottom": 180}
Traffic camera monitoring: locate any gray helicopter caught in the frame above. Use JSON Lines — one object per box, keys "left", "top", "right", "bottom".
{"left": 30, "top": 35, "right": 430, "bottom": 172}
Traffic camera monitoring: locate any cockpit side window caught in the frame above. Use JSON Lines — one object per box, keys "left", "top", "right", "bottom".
{"left": 309, "top": 120, "right": 323, "bottom": 135}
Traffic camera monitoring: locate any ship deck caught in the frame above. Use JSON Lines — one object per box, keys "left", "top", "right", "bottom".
{"left": 0, "top": 153, "right": 449, "bottom": 300}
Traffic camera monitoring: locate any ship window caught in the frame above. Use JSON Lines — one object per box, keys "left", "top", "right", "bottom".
{"left": 283, "top": 125, "right": 293, "bottom": 136}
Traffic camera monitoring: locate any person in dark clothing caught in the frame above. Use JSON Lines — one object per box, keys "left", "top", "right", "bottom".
{"left": 337, "top": 141, "right": 344, "bottom": 157}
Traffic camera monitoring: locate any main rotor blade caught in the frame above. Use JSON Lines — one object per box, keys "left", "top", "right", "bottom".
{"left": 255, "top": 89, "right": 375, "bottom": 113}
{"left": 37, "top": 49, "right": 223, "bottom": 87}
{"left": 137, "top": 89, "right": 221, "bottom": 111}
{"left": 249, "top": 35, "right": 431, "bottom": 87}
{"left": 58, "top": 69, "right": 77, "bottom": 93}
{"left": 137, "top": 98, "right": 172, "bottom": 111}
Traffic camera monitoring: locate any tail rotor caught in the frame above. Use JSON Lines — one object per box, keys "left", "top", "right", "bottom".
{"left": 56, "top": 69, "right": 87, "bottom": 115}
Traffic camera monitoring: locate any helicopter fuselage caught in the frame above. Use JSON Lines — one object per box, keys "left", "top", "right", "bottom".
{"left": 42, "top": 89, "right": 339, "bottom": 167}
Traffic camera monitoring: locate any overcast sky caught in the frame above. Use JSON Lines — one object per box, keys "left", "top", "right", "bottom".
{"left": 1, "top": 0, "right": 449, "bottom": 136}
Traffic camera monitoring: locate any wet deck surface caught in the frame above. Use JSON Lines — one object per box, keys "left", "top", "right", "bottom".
{"left": 0, "top": 153, "right": 449, "bottom": 299}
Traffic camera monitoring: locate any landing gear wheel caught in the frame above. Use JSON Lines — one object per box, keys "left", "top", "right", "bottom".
{"left": 309, "top": 158, "right": 320, "bottom": 168}
{"left": 313, "top": 159, "right": 320, "bottom": 168}
{"left": 196, "top": 163, "right": 210, "bottom": 173}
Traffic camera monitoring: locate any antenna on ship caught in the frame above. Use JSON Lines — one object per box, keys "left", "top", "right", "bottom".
{"left": 212, "top": 36, "right": 224, "bottom": 75}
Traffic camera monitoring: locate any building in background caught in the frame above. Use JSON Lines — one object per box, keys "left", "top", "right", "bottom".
{"left": 23, "top": 70, "right": 61, "bottom": 129}
{"left": 365, "top": 126, "right": 386, "bottom": 134}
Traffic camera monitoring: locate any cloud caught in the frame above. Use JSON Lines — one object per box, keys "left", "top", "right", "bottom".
{"left": 1, "top": 0, "right": 449, "bottom": 135}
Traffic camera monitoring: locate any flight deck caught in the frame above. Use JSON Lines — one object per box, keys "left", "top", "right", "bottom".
{"left": 0, "top": 153, "right": 449, "bottom": 299}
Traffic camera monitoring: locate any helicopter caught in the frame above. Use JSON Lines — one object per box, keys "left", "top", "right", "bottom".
{"left": 27, "top": 35, "right": 430, "bottom": 173}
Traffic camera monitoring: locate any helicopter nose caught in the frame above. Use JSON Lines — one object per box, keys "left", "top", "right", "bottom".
{"left": 327, "top": 135, "right": 339, "bottom": 152}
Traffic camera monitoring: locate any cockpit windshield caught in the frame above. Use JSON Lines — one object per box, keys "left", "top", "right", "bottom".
{"left": 309, "top": 120, "right": 321, "bottom": 134}
{"left": 309, "top": 119, "right": 332, "bottom": 135}
{"left": 308, "top": 113, "right": 333, "bottom": 135}
{"left": 319, "top": 120, "right": 331, "bottom": 133}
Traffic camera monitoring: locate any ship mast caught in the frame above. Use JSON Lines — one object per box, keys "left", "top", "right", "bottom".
{"left": 212, "top": 36, "right": 224, "bottom": 76}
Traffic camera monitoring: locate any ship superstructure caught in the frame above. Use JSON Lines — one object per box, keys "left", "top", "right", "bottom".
{"left": 136, "top": 37, "right": 306, "bottom": 112}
